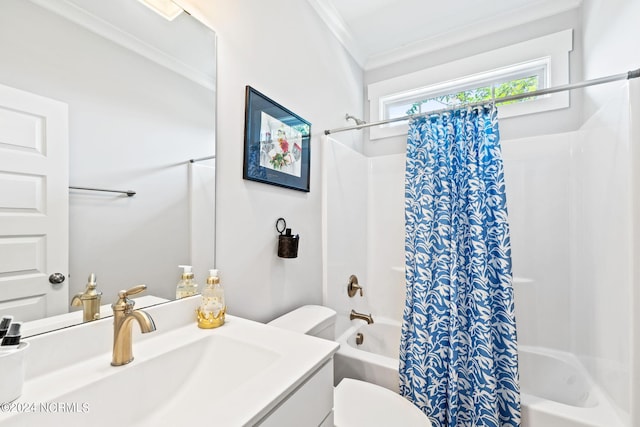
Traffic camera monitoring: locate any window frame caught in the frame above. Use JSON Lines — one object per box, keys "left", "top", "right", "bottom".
{"left": 383, "top": 58, "right": 548, "bottom": 119}
{"left": 367, "top": 30, "right": 573, "bottom": 140}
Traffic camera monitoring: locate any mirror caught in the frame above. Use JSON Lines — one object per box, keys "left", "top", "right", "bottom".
{"left": 0, "top": 0, "right": 216, "bottom": 337}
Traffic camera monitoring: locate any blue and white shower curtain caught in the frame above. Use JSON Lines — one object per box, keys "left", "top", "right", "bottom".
{"left": 399, "top": 105, "right": 520, "bottom": 427}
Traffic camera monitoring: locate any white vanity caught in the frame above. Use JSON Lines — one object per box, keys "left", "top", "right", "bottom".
{"left": 0, "top": 296, "right": 338, "bottom": 426}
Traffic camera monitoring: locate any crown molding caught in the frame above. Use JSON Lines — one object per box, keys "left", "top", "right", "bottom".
{"left": 306, "top": 0, "right": 582, "bottom": 72}
{"left": 305, "top": 0, "right": 367, "bottom": 68}
{"left": 28, "top": 0, "right": 215, "bottom": 90}
{"left": 365, "top": 0, "right": 582, "bottom": 70}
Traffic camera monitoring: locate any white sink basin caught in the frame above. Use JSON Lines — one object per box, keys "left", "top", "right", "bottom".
{"left": 0, "top": 298, "right": 338, "bottom": 426}
{"left": 13, "top": 332, "right": 278, "bottom": 426}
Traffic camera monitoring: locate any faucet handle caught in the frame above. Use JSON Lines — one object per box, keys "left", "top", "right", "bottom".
{"left": 113, "top": 284, "right": 147, "bottom": 311}
{"left": 122, "top": 284, "right": 147, "bottom": 298}
{"left": 347, "top": 275, "right": 363, "bottom": 298}
{"left": 70, "top": 293, "right": 83, "bottom": 306}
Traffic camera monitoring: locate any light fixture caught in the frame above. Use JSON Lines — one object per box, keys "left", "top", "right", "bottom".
{"left": 138, "top": 0, "right": 183, "bottom": 21}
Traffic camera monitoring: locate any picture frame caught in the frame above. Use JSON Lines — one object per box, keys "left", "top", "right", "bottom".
{"left": 243, "top": 86, "right": 311, "bottom": 192}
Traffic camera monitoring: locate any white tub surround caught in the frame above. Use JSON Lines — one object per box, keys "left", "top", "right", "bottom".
{"left": 0, "top": 296, "right": 338, "bottom": 426}
{"left": 519, "top": 346, "right": 624, "bottom": 427}
{"left": 334, "top": 316, "right": 401, "bottom": 393}
{"left": 334, "top": 317, "right": 624, "bottom": 427}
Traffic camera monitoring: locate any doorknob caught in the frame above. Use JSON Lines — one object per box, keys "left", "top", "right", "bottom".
{"left": 49, "top": 273, "right": 66, "bottom": 285}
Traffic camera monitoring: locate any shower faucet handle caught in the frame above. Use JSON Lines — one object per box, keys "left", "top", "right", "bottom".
{"left": 347, "top": 274, "right": 363, "bottom": 297}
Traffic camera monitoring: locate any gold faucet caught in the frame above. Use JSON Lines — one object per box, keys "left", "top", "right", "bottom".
{"left": 71, "top": 273, "right": 102, "bottom": 322}
{"left": 350, "top": 309, "right": 374, "bottom": 324}
{"left": 111, "top": 284, "right": 156, "bottom": 366}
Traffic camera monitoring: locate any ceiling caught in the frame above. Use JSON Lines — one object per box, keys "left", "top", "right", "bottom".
{"left": 307, "top": 0, "right": 582, "bottom": 70}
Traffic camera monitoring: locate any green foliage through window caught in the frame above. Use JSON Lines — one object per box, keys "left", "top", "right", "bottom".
{"left": 406, "top": 76, "right": 539, "bottom": 116}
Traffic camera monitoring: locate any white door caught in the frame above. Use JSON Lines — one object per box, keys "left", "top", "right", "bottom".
{"left": 0, "top": 83, "right": 69, "bottom": 321}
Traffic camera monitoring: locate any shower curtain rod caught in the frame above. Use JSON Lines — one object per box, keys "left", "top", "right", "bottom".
{"left": 324, "top": 67, "right": 640, "bottom": 135}
{"left": 189, "top": 155, "right": 216, "bottom": 163}
{"left": 69, "top": 186, "right": 136, "bottom": 197}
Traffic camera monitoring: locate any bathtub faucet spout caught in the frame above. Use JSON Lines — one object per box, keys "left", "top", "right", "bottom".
{"left": 350, "top": 309, "right": 374, "bottom": 324}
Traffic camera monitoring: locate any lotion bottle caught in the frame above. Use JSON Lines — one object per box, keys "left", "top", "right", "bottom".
{"left": 176, "top": 265, "right": 198, "bottom": 299}
{"left": 197, "top": 269, "right": 226, "bottom": 328}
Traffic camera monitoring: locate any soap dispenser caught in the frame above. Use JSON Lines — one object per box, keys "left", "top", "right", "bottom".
{"left": 176, "top": 265, "right": 198, "bottom": 299}
{"left": 71, "top": 273, "right": 102, "bottom": 322}
{"left": 197, "top": 269, "right": 226, "bottom": 329}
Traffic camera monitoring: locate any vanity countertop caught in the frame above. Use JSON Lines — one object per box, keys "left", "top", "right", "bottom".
{"left": 0, "top": 297, "right": 338, "bottom": 426}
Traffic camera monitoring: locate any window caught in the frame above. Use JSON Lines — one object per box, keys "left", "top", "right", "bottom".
{"left": 384, "top": 58, "right": 547, "bottom": 119}
{"left": 368, "top": 30, "right": 573, "bottom": 140}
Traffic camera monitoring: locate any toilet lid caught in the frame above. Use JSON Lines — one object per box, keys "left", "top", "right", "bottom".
{"left": 267, "top": 305, "right": 336, "bottom": 336}
{"left": 334, "top": 379, "right": 432, "bottom": 427}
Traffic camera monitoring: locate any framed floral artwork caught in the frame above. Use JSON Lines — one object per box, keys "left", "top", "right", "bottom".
{"left": 243, "top": 86, "right": 311, "bottom": 192}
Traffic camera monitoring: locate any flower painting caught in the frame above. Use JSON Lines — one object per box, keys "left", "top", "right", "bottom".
{"left": 259, "top": 112, "right": 303, "bottom": 177}
{"left": 243, "top": 86, "right": 311, "bottom": 192}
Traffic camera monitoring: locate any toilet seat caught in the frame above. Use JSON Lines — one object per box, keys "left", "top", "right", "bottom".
{"left": 334, "top": 378, "right": 432, "bottom": 427}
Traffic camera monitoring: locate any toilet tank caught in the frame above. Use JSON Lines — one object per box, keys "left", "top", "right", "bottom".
{"left": 268, "top": 305, "right": 336, "bottom": 340}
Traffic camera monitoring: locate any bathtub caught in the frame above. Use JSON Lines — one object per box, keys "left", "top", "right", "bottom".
{"left": 334, "top": 317, "right": 624, "bottom": 427}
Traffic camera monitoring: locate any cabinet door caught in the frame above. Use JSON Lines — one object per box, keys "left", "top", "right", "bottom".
{"left": 0, "top": 83, "right": 69, "bottom": 320}
{"left": 257, "top": 360, "right": 334, "bottom": 427}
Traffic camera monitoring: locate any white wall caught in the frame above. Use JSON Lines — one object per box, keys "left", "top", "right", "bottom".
{"left": 582, "top": 0, "right": 640, "bottom": 118}
{"left": 581, "top": 1, "right": 640, "bottom": 423}
{"left": 582, "top": 0, "right": 640, "bottom": 75}
{"left": 0, "top": 0, "right": 216, "bottom": 301}
{"left": 183, "top": 0, "right": 364, "bottom": 322}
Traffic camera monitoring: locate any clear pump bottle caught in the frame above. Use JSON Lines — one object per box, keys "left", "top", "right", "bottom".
{"left": 176, "top": 265, "right": 198, "bottom": 299}
{"left": 197, "top": 269, "right": 226, "bottom": 329}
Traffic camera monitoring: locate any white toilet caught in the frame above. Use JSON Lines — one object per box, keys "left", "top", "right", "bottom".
{"left": 268, "top": 305, "right": 432, "bottom": 427}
